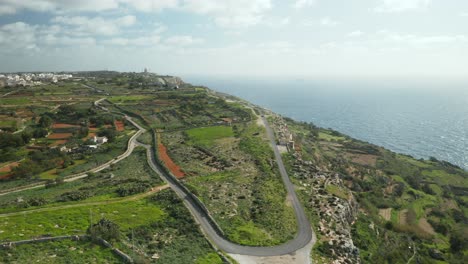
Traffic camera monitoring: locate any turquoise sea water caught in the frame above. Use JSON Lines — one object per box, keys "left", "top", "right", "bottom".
{"left": 185, "top": 76, "right": 468, "bottom": 170}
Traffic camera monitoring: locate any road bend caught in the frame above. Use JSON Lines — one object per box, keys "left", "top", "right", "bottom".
{"left": 140, "top": 116, "right": 313, "bottom": 256}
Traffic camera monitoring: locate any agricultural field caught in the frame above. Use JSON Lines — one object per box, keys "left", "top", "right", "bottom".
{"left": 0, "top": 147, "right": 163, "bottom": 213}
{"left": 186, "top": 126, "right": 234, "bottom": 147}
{"left": 0, "top": 239, "right": 120, "bottom": 264}
{"left": 0, "top": 189, "right": 222, "bottom": 264}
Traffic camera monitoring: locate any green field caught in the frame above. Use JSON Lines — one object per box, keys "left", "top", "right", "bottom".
{"left": 0, "top": 98, "right": 31, "bottom": 105}
{"left": 186, "top": 126, "right": 234, "bottom": 147}
{"left": 0, "top": 199, "right": 165, "bottom": 241}
{"left": 108, "top": 95, "right": 154, "bottom": 103}
{"left": 0, "top": 239, "right": 120, "bottom": 264}
{"left": 318, "top": 131, "right": 345, "bottom": 141}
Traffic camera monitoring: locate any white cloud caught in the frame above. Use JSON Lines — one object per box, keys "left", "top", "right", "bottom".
{"left": 460, "top": 12, "right": 468, "bottom": 17}
{"left": 0, "top": 22, "right": 38, "bottom": 51}
{"left": 374, "top": 0, "right": 431, "bottom": 13}
{"left": 293, "top": 0, "right": 316, "bottom": 9}
{"left": 103, "top": 35, "right": 161, "bottom": 46}
{"left": 379, "top": 31, "right": 468, "bottom": 45}
{"left": 41, "top": 35, "right": 96, "bottom": 46}
{"left": 257, "top": 41, "right": 295, "bottom": 53}
{"left": 120, "top": 0, "right": 179, "bottom": 12}
{"left": 117, "top": 15, "right": 137, "bottom": 27}
{"left": 183, "top": 0, "right": 272, "bottom": 28}
{"left": 348, "top": 31, "right": 365, "bottom": 37}
{"left": 51, "top": 15, "right": 136, "bottom": 36}
{"left": 320, "top": 17, "right": 339, "bottom": 26}
{"left": 165, "top": 35, "right": 204, "bottom": 46}
{"left": 0, "top": 0, "right": 120, "bottom": 15}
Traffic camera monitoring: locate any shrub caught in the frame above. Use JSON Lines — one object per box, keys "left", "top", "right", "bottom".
{"left": 87, "top": 218, "right": 121, "bottom": 242}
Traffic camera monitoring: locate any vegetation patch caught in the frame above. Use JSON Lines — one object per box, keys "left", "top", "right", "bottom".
{"left": 0, "top": 238, "right": 120, "bottom": 263}
{"left": 186, "top": 126, "right": 234, "bottom": 147}
{"left": 0, "top": 199, "right": 165, "bottom": 241}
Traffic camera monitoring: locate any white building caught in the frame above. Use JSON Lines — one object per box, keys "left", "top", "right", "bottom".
{"left": 93, "top": 136, "right": 108, "bottom": 144}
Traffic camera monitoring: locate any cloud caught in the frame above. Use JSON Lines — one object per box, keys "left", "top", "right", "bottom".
{"left": 378, "top": 31, "right": 468, "bottom": 45}
{"left": 183, "top": 0, "right": 272, "bottom": 28}
{"left": 120, "top": 0, "right": 179, "bottom": 12}
{"left": 102, "top": 36, "right": 161, "bottom": 46}
{"left": 348, "top": 31, "right": 365, "bottom": 37}
{"left": 374, "top": 0, "right": 431, "bottom": 13}
{"left": 320, "top": 17, "right": 339, "bottom": 26}
{"left": 0, "top": 21, "right": 97, "bottom": 52}
{"left": 0, "top": 22, "right": 38, "bottom": 51}
{"left": 51, "top": 15, "right": 136, "bottom": 36}
{"left": 257, "top": 41, "right": 295, "bottom": 53}
{"left": 460, "top": 12, "right": 468, "bottom": 17}
{"left": 41, "top": 35, "right": 96, "bottom": 46}
{"left": 0, "top": 0, "right": 273, "bottom": 30}
{"left": 293, "top": 0, "right": 316, "bottom": 9}
{"left": 165, "top": 35, "right": 204, "bottom": 46}
{"left": 0, "top": 0, "right": 119, "bottom": 15}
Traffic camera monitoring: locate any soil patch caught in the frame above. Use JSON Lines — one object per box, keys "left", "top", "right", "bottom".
{"left": 50, "top": 139, "right": 68, "bottom": 147}
{"left": 158, "top": 144, "right": 185, "bottom": 178}
{"left": 114, "top": 120, "right": 125, "bottom": 132}
{"left": 418, "top": 218, "right": 435, "bottom": 235}
{"left": 0, "top": 162, "right": 19, "bottom": 173}
{"left": 398, "top": 209, "right": 408, "bottom": 225}
{"left": 47, "top": 133, "right": 73, "bottom": 139}
{"left": 345, "top": 153, "right": 377, "bottom": 167}
{"left": 379, "top": 208, "right": 392, "bottom": 221}
{"left": 52, "top": 123, "right": 79, "bottom": 129}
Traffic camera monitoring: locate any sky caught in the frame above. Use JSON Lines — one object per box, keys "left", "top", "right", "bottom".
{"left": 0, "top": 0, "right": 467, "bottom": 79}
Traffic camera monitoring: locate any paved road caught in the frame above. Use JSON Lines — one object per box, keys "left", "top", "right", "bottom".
{"left": 140, "top": 116, "right": 313, "bottom": 256}
{"left": 0, "top": 98, "right": 314, "bottom": 257}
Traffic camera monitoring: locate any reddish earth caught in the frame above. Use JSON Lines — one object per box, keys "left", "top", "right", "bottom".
{"left": 0, "top": 162, "right": 19, "bottom": 173}
{"left": 50, "top": 139, "right": 68, "bottom": 146}
{"left": 114, "top": 120, "right": 125, "bottom": 131}
{"left": 47, "top": 133, "right": 73, "bottom": 139}
{"left": 52, "top": 123, "right": 79, "bottom": 129}
{"left": 158, "top": 144, "right": 185, "bottom": 178}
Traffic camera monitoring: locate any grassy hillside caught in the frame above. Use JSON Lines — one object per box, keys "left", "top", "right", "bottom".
{"left": 284, "top": 117, "right": 468, "bottom": 263}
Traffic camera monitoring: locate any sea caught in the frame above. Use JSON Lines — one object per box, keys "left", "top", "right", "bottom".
{"left": 185, "top": 76, "right": 468, "bottom": 170}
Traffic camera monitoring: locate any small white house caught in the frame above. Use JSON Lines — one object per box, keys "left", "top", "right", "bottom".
{"left": 93, "top": 136, "right": 108, "bottom": 144}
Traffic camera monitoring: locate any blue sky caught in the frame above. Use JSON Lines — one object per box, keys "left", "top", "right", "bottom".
{"left": 0, "top": 0, "right": 467, "bottom": 79}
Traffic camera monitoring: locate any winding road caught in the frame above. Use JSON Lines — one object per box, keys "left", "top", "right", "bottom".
{"left": 0, "top": 98, "right": 315, "bottom": 260}
{"left": 138, "top": 115, "right": 313, "bottom": 256}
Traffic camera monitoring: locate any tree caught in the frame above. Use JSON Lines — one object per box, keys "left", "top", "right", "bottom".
{"left": 87, "top": 218, "right": 121, "bottom": 242}
{"left": 38, "top": 115, "right": 53, "bottom": 128}
{"left": 98, "top": 128, "right": 117, "bottom": 142}
{"left": 33, "top": 128, "right": 48, "bottom": 138}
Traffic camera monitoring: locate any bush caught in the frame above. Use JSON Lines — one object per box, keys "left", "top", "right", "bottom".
{"left": 57, "top": 190, "right": 91, "bottom": 202}
{"left": 87, "top": 218, "right": 121, "bottom": 242}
